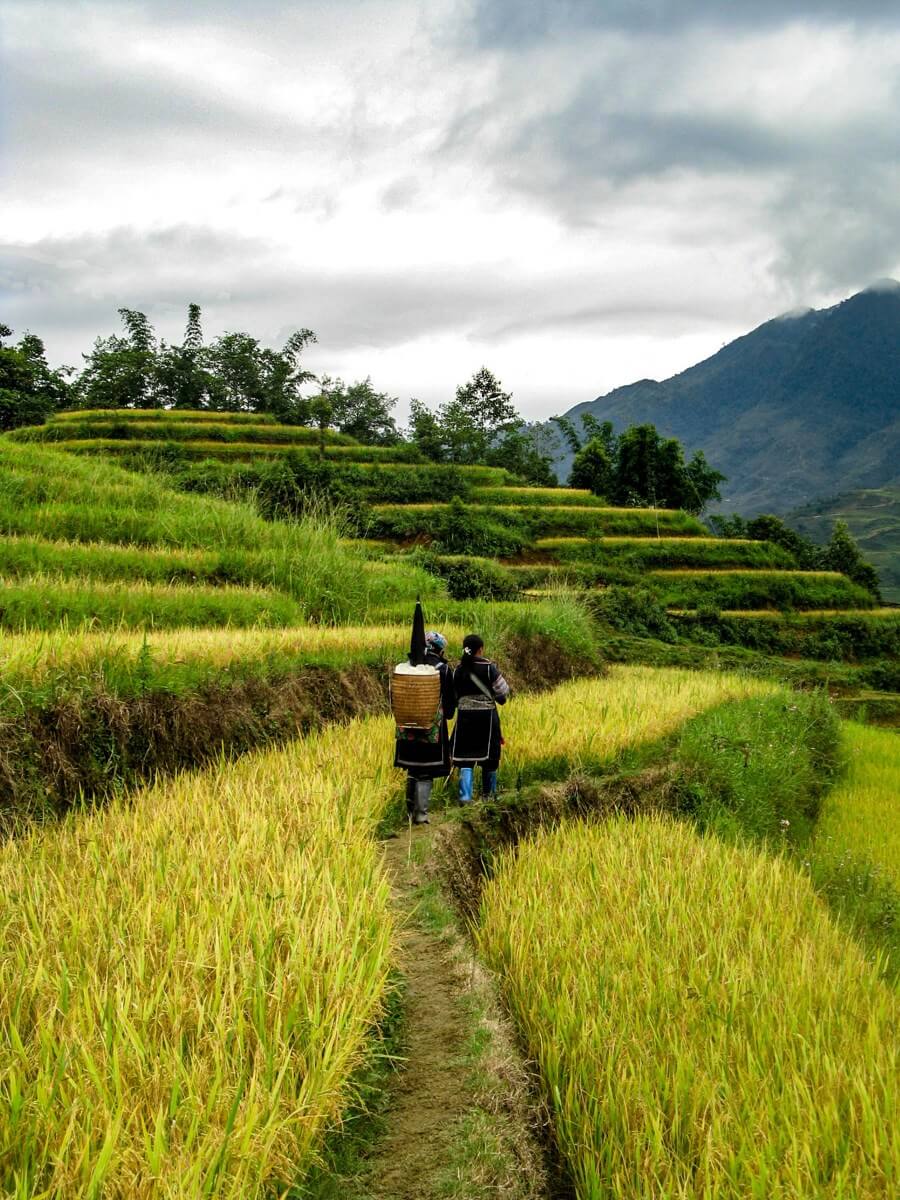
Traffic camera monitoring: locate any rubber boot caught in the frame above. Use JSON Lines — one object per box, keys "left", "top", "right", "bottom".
{"left": 482, "top": 769, "right": 498, "bottom": 799}
{"left": 458, "top": 767, "right": 474, "bottom": 805}
{"left": 405, "top": 775, "right": 416, "bottom": 819}
{"left": 413, "top": 779, "right": 432, "bottom": 824}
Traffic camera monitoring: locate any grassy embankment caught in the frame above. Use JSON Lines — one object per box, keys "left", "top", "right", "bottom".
{"left": 649, "top": 568, "right": 877, "bottom": 611}
{"left": 0, "top": 441, "right": 440, "bottom": 628}
{"left": 0, "top": 666, "right": 786, "bottom": 1196}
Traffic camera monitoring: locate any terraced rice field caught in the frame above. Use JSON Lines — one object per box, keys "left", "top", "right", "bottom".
{"left": 0, "top": 666, "right": 775, "bottom": 1196}
{"left": 480, "top": 816, "right": 898, "bottom": 1199}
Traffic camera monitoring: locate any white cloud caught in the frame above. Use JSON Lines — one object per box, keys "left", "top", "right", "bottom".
{"left": 2, "top": 0, "right": 899, "bottom": 417}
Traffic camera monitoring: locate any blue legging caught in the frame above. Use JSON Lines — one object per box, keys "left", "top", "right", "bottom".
{"left": 458, "top": 766, "right": 498, "bottom": 803}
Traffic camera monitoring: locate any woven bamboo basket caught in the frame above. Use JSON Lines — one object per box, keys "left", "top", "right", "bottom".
{"left": 390, "top": 669, "right": 442, "bottom": 729}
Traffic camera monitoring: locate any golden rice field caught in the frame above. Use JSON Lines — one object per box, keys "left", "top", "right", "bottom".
{"left": 0, "top": 666, "right": 776, "bottom": 1196}
{"left": 0, "top": 623, "right": 461, "bottom": 687}
{"left": 0, "top": 720, "right": 398, "bottom": 1197}
{"left": 816, "top": 721, "right": 900, "bottom": 889}
{"left": 479, "top": 816, "right": 899, "bottom": 1199}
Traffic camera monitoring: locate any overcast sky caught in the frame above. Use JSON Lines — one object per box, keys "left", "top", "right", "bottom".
{"left": 3, "top": 0, "right": 900, "bottom": 421}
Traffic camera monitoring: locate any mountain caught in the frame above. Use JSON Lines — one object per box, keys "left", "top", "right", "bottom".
{"left": 558, "top": 282, "right": 900, "bottom": 516}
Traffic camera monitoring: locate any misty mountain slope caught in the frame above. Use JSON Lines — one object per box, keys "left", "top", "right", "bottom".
{"left": 560, "top": 285, "right": 900, "bottom": 515}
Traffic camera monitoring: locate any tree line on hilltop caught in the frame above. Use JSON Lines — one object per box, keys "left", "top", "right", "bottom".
{"left": 2, "top": 304, "right": 732, "bottom": 513}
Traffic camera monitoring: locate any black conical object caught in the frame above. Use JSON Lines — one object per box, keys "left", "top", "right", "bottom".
{"left": 409, "top": 599, "right": 426, "bottom": 666}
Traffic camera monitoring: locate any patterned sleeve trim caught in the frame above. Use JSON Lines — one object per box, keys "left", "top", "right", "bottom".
{"left": 491, "top": 670, "right": 510, "bottom": 702}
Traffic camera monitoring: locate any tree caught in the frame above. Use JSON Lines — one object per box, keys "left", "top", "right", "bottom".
{"left": 0, "top": 324, "right": 71, "bottom": 430}
{"left": 569, "top": 437, "right": 614, "bottom": 496}
{"left": 683, "top": 450, "right": 726, "bottom": 515}
{"left": 408, "top": 368, "right": 521, "bottom": 465}
{"left": 203, "top": 326, "right": 317, "bottom": 419}
{"left": 408, "top": 398, "right": 446, "bottom": 461}
{"left": 156, "top": 304, "right": 215, "bottom": 409}
{"left": 820, "top": 520, "right": 881, "bottom": 598}
{"left": 742, "top": 514, "right": 819, "bottom": 568}
{"left": 314, "top": 376, "right": 399, "bottom": 444}
{"left": 75, "top": 308, "right": 162, "bottom": 409}
{"left": 487, "top": 422, "right": 556, "bottom": 486}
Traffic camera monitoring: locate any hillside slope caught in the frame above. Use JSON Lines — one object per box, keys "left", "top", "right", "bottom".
{"left": 789, "top": 485, "right": 900, "bottom": 603}
{"left": 560, "top": 283, "right": 900, "bottom": 516}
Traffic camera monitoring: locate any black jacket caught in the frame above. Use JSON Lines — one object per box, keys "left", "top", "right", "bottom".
{"left": 450, "top": 657, "right": 509, "bottom": 768}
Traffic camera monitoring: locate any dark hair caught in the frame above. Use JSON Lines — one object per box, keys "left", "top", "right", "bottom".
{"left": 459, "top": 633, "right": 484, "bottom": 678}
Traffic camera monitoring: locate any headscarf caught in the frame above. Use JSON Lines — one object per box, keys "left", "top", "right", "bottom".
{"left": 425, "top": 630, "right": 447, "bottom": 655}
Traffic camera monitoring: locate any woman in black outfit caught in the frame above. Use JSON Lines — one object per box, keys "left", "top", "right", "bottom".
{"left": 451, "top": 633, "right": 510, "bottom": 803}
{"left": 393, "top": 630, "right": 457, "bottom": 824}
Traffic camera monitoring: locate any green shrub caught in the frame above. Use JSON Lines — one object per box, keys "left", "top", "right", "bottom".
{"left": 672, "top": 691, "right": 840, "bottom": 847}
{"left": 589, "top": 585, "right": 676, "bottom": 640}
{"left": 419, "top": 554, "right": 521, "bottom": 601}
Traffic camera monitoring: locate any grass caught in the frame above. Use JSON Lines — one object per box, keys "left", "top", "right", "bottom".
{"left": 0, "top": 719, "right": 399, "bottom": 1197}
{"left": 370, "top": 504, "right": 707, "bottom": 541}
{"left": 468, "top": 486, "right": 609, "bottom": 507}
{"left": 532, "top": 536, "right": 796, "bottom": 569}
{"left": 10, "top": 419, "right": 356, "bottom": 446}
{"left": 0, "top": 575, "right": 306, "bottom": 631}
{"left": 652, "top": 569, "right": 876, "bottom": 611}
{"left": 816, "top": 722, "right": 900, "bottom": 889}
{"left": 0, "top": 442, "right": 409, "bottom": 622}
{"left": 809, "top": 722, "right": 900, "bottom": 977}
{"left": 500, "top": 665, "right": 774, "bottom": 783}
{"left": 0, "top": 623, "right": 464, "bottom": 704}
{"left": 673, "top": 607, "right": 900, "bottom": 619}
{"left": 51, "top": 409, "right": 278, "bottom": 423}
{"left": 53, "top": 438, "right": 420, "bottom": 463}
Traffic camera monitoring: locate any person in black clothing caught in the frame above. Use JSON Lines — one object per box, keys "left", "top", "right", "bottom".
{"left": 451, "top": 633, "right": 510, "bottom": 803}
{"left": 393, "top": 630, "right": 457, "bottom": 824}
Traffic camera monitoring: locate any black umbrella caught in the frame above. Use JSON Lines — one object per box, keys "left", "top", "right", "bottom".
{"left": 408, "top": 598, "right": 427, "bottom": 666}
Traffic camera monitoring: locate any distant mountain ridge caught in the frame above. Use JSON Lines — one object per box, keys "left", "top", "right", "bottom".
{"left": 558, "top": 283, "right": 900, "bottom": 516}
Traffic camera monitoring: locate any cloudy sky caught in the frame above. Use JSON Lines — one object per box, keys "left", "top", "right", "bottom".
{"left": 2, "top": 0, "right": 900, "bottom": 420}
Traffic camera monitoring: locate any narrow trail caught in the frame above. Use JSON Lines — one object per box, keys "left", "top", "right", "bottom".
{"left": 362, "top": 822, "right": 471, "bottom": 1200}
{"left": 349, "top": 816, "right": 564, "bottom": 1200}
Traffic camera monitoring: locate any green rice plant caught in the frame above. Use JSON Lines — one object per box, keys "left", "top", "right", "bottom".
{"left": 50, "top": 408, "right": 277, "bottom": 424}
{"left": 0, "top": 718, "right": 398, "bottom": 1196}
{"left": 53, "top": 438, "right": 421, "bottom": 463}
{"left": 0, "top": 574, "right": 306, "bottom": 630}
{"left": 0, "top": 443, "right": 384, "bottom": 621}
{"left": 468, "top": 486, "right": 605, "bottom": 506}
{"left": 12, "top": 420, "right": 356, "bottom": 446}
{"left": 818, "top": 725, "right": 900, "bottom": 890}
{"left": 669, "top": 610, "right": 900, "bottom": 663}
{"left": 534, "top": 536, "right": 796, "bottom": 569}
{"left": 369, "top": 504, "right": 706, "bottom": 542}
{"left": 480, "top": 816, "right": 899, "bottom": 1199}
{"left": 809, "top": 722, "right": 900, "bottom": 976}
{"left": 652, "top": 568, "right": 875, "bottom": 611}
